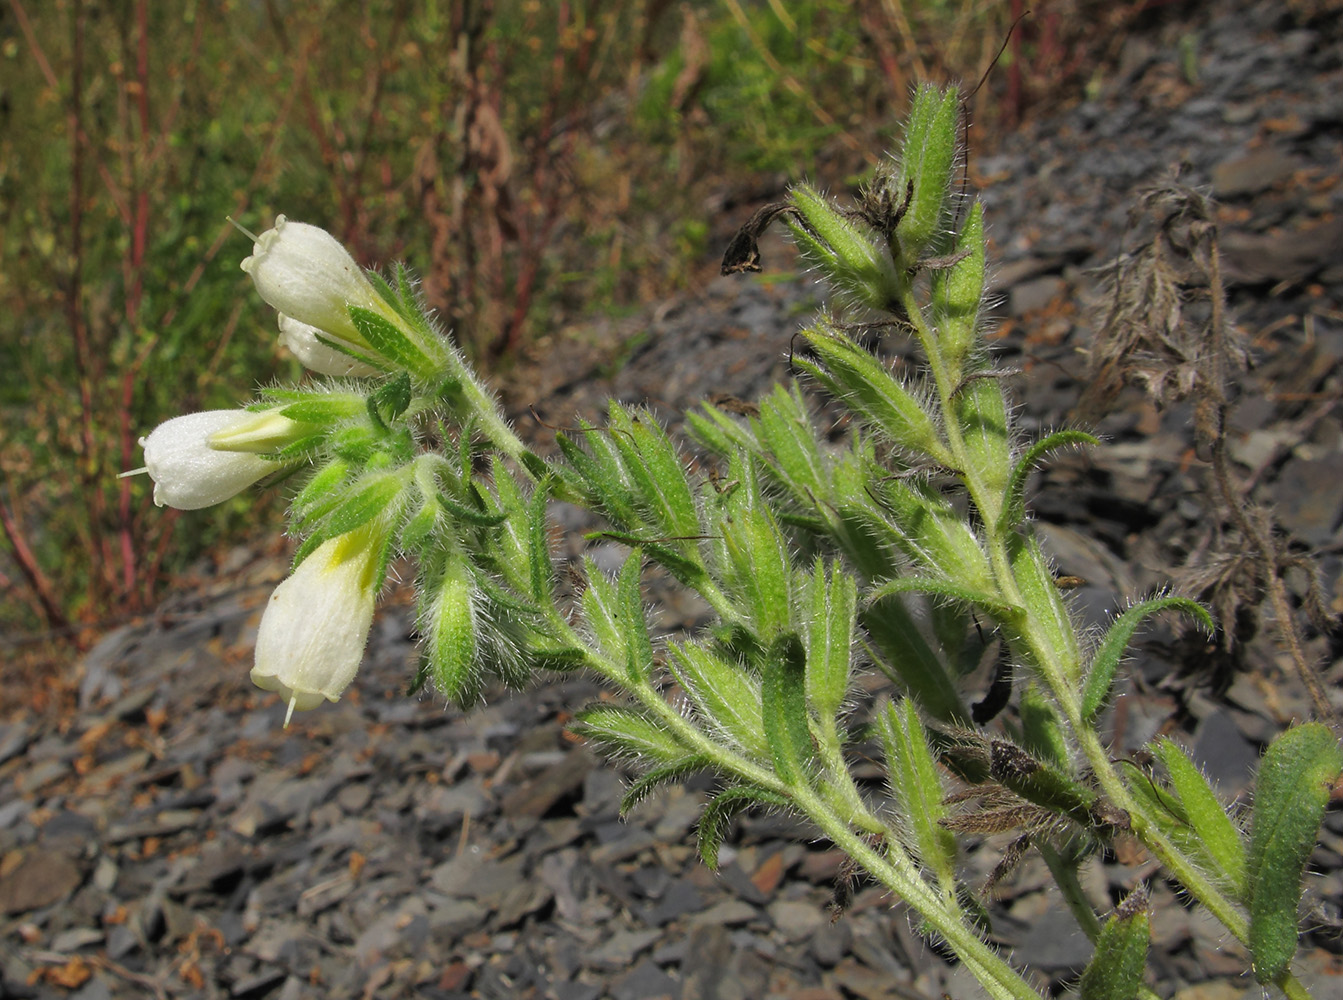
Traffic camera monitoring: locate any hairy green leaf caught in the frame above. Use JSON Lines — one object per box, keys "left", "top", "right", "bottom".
{"left": 1079, "top": 887, "right": 1150, "bottom": 1000}
{"left": 1000, "top": 429, "right": 1100, "bottom": 533}
{"left": 1155, "top": 739, "right": 1246, "bottom": 898}
{"left": 762, "top": 633, "right": 813, "bottom": 786}
{"left": 667, "top": 643, "right": 767, "bottom": 757}
{"left": 880, "top": 700, "right": 956, "bottom": 883}
{"left": 698, "top": 786, "right": 790, "bottom": 869}
{"left": 1082, "top": 597, "right": 1214, "bottom": 720}
{"left": 1248, "top": 723, "right": 1343, "bottom": 984}
{"left": 575, "top": 705, "right": 690, "bottom": 765}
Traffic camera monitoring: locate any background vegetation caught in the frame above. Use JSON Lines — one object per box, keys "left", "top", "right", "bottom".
{"left": 0, "top": 0, "right": 1136, "bottom": 655}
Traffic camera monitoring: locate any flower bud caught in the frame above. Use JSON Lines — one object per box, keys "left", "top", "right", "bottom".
{"left": 240, "top": 215, "right": 388, "bottom": 348}
{"left": 139, "top": 409, "right": 291, "bottom": 510}
{"left": 250, "top": 526, "right": 382, "bottom": 725}
{"left": 278, "top": 314, "right": 381, "bottom": 377}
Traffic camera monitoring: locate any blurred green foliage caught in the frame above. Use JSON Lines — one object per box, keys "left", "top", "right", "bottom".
{"left": 0, "top": 0, "right": 1046, "bottom": 638}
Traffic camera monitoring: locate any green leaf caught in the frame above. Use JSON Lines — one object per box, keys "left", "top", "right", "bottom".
{"left": 580, "top": 557, "right": 625, "bottom": 664}
{"left": 761, "top": 633, "right": 813, "bottom": 787}
{"left": 697, "top": 786, "right": 790, "bottom": 869}
{"left": 293, "top": 470, "right": 404, "bottom": 564}
{"left": 525, "top": 476, "right": 555, "bottom": 602}
{"left": 275, "top": 396, "right": 364, "bottom": 424}
{"left": 608, "top": 404, "right": 700, "bottom": 539}
{"left": 557, "top": 428, "right": 640, "bottom": 527}
{"left": 620, "top": 756, "right": 713, "bottom": 815}
{"left": 894, "top": 84, "right": 960, "bottom": 258}
{"left": 425, "top": 556, "right": 480, "bottom": 704}
{"left": 593, "top": 530, "right": 708, "bottom": 590}
{"left": 1006, "top": 533, "right": 1080, "bottom": 684}
{"left": 1248, "top": 722, "right": 1343, "bottom": 985}
{"left": 686, "top": 402, "right": 759, "bottom": 457}
{"left": 797, "top": 329, "right": 949, "bottom": 464}
{"left": 999, "top": 429, "right": 1100, "bottom": 533}
{"left": 722, "top": 506, "right": 793, "bottom": 643}
{"left": 788, "top": 183, "right": 904, "bottom": 312}
{"left": 1079, "top": 887, "right": 1150, "bottom": 1000}
{"left": 879, "top": 700, "right": 956, "bottom": 883}
{"left": 618, "top": 553, "right": 653, "bottom": 684}
{"left": 861, "top": 594, "right": 968, "bottom": 725}
{"left": 292, "top": 458, "right": 350, "bottom": 521}
{"left": 1081, "top": 597, "right": 1214, "bottom": 720}
{"left": 436, "top": 491, "right": 510, "bottom": 528}
{"left": 348, "top": 305, "right": 436, "bottom": 378}
{"left": 930, "top": 200, "right": 986, "bottom": 369}
{"left": 667, "top": 642, "right": 767, "bottom": 758}
{"left": 400, "top": 503, "right": 440, "bottom": 551}
{"left": 802, "top": 559, "right": 856, "bottom": 721}
{"left": 1019, "top": 683, "right": 1070, "bottom": 770}
{"left": 368, "top": 371, "right": 413, "bottom": 423}
{"left": 1155, "top": 739, "right": 1247, "bottom": 898}
{"left": 574, "top": 705, "right": 690, "bottom": 765}
{"left": 867, "top": 575, "right": 1015, "bottom": 622}
{"left": 873, "top": 478, "right": 995, "bottom": 592}
{"left": 953, "top": 375, "right": 1010, "bottom": 521}
{"left": 757, "top": 384, "right": 827, "bottom": 502}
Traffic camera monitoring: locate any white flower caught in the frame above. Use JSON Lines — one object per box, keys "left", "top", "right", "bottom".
{"left": 278, "top": 314, "right": 381, "bottom": 377}
{"left": 139, "top": 410, "right": 295, "bottom": 510}
{"left": 240, "top": 215, "right": 388, "bottom": 348}
{"left": 250, "top": 528, "right": 381, "bottom": 725}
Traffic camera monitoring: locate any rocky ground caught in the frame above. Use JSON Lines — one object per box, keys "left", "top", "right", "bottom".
{"left": 4, "top": 1, "right": 1343, "bottom": 998}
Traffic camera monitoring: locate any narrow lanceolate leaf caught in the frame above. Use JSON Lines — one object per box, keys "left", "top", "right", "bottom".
{"left": 425, "top": 557, "right": 479, "bottom": 704}
{"left": 697, "top": 786, "right": 790, "bottom": 869}
{"left": 796, "top": 331, "right": 949, "bottom": 464}
{"left": 761, "top": 633, "right": 813, "bottom": 787}
{"left": 667, "top": 643, "right": 767, "bottom": 758}
{"left": 867, "top": 576, "right": 1015, "bottom": 622}
{"left": 861, "top": 595, "right": 968, "bottom": 725}
{"left": 1079, "top": 886, "right": 1150, "bottom": 1000}
{"left": 686, "top": 402, "right": 759, "bottom": 458}
{"left": 879, "top": 700, "right": 956, "bottom": 883}
{"left": 723, "top": 508, "right": 793, "bottom": 643}
{"left": 953, "top": 375, "right": 1011, "bottom": 521}
{"left": 1081, "top": 597, "right": 1214, "bottom": 720}
{"left": 894, "top": 84, "right": 960, "bottom": 258}
{"left": 525, "top": 477, "right": 555, "bottom": 603}
{"left": 348, "top": 305, "right": 436, "bottom": 378}
{"left": 574, "top": 705, "right": 690, "bottom": 765}
{"left": 788, "top": 183, "right": 904, "bottom": 312}
{"left": 1248, "top": 723, "right": 1343, "bottom": 985}
{"left": 1155, "top": 739, "right": 1247, "bottom": 898}
{"left": 999, "top": 430, "right": 1100, "bottom": 533}
{"left": 1018, "top": 683, "right": 1070, "bottom": 770}
{"left": 930, "top": 200, "right": 986, "bottom": 370}
{"left": 620, "top": 755, "right": 712, "bottom": 815}
{"left": 758, "top": 384, "right": 827, "bottom": 503}
{"left": 293, "top": 471, "right": 404, "bottom": 564}
{"left": 608, "top": 404, "right": 701, "bottom": 540}
{"left": 1006, "top": 534, "right": 1080, "bottom": 682}
{"left": 802, "top": 560, "right": 856, "bottom": 721}
{"left": 618, "top": 553, "right": 653, "bottom": 684}
{"left": 580, "top": 557, "right": 625, "bottom": 664}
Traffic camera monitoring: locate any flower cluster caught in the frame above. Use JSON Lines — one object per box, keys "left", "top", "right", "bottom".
{"left": 129, "top": 218, "right": 431, "bottom": 723}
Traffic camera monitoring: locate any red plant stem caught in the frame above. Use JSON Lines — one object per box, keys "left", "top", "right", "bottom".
{"left": 0, "top": 500, "right": 68, "bottom": 631}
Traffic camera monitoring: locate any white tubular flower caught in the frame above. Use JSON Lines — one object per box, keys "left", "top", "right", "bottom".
{"left": 139, "top": 410, "right": 295, "bottom": 510}
{"left": 250, "top": 528, "right": 381, "bottom": 725}
{"left": 278, "top": 314, "right": 381, "bottom": 377}
{"left": 240, "top": 215, "right": 389, "bottom": 348}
